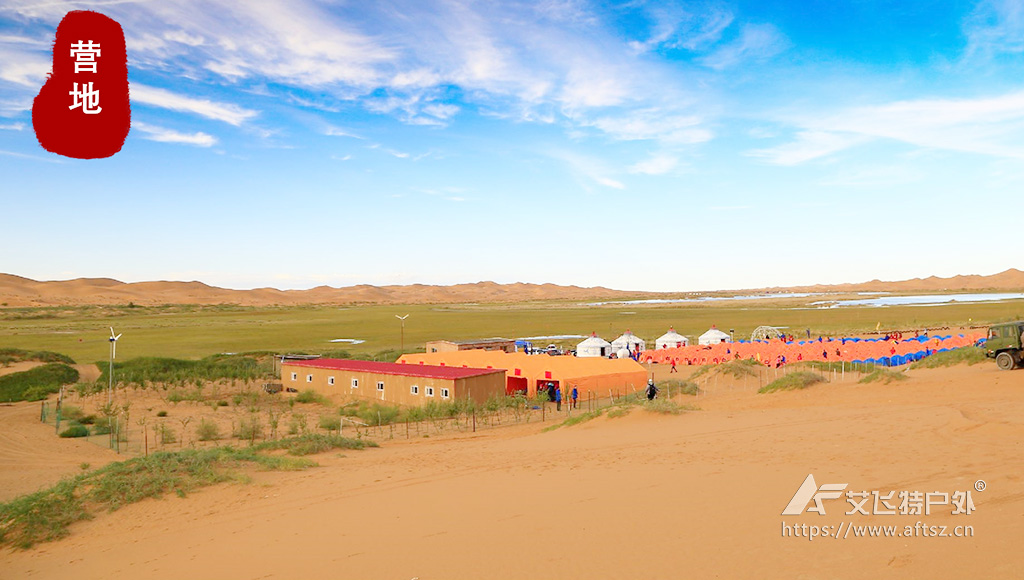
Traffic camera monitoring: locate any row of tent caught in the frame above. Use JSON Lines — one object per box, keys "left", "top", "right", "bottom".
{"left": 577, "top": 326, "right": 737, "bottom": 358}
{"left": 638, "top": 332, "right": 985, "bottom": 367}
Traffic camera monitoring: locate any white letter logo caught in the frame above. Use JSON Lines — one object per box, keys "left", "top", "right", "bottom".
{"left": 782, "top": 474, "right": 848, "bottom": 516}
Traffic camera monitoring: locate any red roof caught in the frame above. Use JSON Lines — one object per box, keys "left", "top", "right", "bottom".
{"left": 283, "top": 358, "right": 504, "bottom": 380}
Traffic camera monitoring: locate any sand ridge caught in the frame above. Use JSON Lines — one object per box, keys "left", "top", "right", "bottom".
{"left": 0, "top": 362, "right": 1021, "bottom": 578}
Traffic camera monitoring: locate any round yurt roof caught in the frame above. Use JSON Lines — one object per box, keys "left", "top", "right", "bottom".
{"left": 611, "top": 330, "right": 645, "bottom": 347}
{"left": 577, "top": 333, "right": 611, "bottom": 348}
{"left": 656, "top": 327, "right": 687, "bottom": 343}
{"left": 698, "top": 327, "right": 731, "bottom": 342}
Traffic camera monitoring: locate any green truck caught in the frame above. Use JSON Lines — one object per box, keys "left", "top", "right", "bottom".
{"left": 985, "top": 321, "right": 1024, "bottom": 370}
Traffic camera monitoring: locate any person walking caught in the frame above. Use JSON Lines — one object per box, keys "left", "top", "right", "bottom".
{"left": 555, "top": 386, "right": 562, "bottom": 411}
{"left": 670, "top": 359, "right": 678, "bottom": 373}
{"left": 646, "top": 379, "right": 658, "bottom": 401}
{"left": 571, "top": 385, "right": 578, "bottom": 409}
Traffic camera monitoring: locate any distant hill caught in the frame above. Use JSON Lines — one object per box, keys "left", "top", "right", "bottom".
{"left": 1, "top": 269, "right": 1022, "bottom": 307}
{"left": 764, "top": 268, "right": 1024, "bottom": 294}
{"left": 0, "top": 274, "right": 641, "bottom": 307}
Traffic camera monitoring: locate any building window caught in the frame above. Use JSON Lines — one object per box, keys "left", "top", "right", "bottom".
{"left": 328, "top": 376, "right": 335, "bottom": 386}
{"left": 306, "top": 374, "right": 313, "bottom": 383}
{"left": 377, "top": 381, "right": 385, "bottom": 391}
{"left": 426, "top": 386, "right": 435, "bottom": 397}
{"left": 411, "top": 385, "right": 419, "bottom": 395}
{"left": 440, "top": 387, "right": 450, "bottom": 399}
{"left": 351, "top": 378, "right": 359, "bottom": 388}
{"left": 290, "top": 372, "right": 297, "bottom": 381}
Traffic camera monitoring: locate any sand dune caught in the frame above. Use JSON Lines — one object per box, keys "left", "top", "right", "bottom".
{"left": 2, "top": 269, "right": 1024, "bottom": 307}
{"left": 0, "top": 363, "right": 1021, "bottom": 578}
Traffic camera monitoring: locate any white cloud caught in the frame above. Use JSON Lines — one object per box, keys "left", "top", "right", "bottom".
{"left": 0, "top": 122, "right": 25, "bottom": 131}
{"left": 587, "top": 110, "right": 712, "bottom": 144}
{"left": 751, "top": 90, "right": 1024, "bottom": 164}
{"left": 131, "top": 84, "right": 258, "bottom": 126}
{"left": 324, "top": 125, "right": 363, "bottom": 139}
{"left": 962, "top": 0, "right": 1024, "bottom": 61}
{"left": 0, "top": 46, "right": 50, "bottom": 87}
{"left": 133, "top": 122, "right": 217, "bottom": 147}
{"left": 628, "top": 153, "right": 679, "bottom": 175}
{"left": 748, "top": 131, "right": 869, "bottom": 165}
{"left": 596, "top": 176, "right": 625, "bottom": 189}
{"left": 547, "top": 148, "right": 626, "bottom": 190}
{"left": 698, "top": 23, "right": 788, "bottom": 69}
{"left": 2, "top": 0, "right": 712, "bottom": 142}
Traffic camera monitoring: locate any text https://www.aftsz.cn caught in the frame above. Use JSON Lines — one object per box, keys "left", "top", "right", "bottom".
{"left": 781, "top": 521, "right": 975, "bottom": 541}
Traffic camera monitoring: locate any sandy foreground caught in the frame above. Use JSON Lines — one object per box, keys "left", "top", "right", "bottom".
{"left": 1, "top": 363, "right": 1022, "bottom": 579}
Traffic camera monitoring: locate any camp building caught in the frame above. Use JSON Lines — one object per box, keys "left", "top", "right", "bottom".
{"left": 424, "top": 338, "right": 516, "bottom": 353}
{"left": 281, "top": 359, "right": 506, "bottom": 406}
{"left": 398, "top": 350, "right": 647, "bottom": 398}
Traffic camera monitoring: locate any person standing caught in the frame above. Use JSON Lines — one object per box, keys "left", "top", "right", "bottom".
{"left": 555, "top": 386, "right": 562, "bottom": 411}
{"left": 571, "top": 385, "right": 578, "bottom": 409}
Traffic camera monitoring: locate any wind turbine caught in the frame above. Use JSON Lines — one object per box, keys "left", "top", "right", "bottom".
{"left": 395, "top": 314, "right": 409, "bottom": 354}
{"left": 108, "top": 327, "right": 122, "bottom": 404}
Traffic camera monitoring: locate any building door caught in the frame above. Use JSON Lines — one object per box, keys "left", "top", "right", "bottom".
{"left": 506, "top": 376, "right": 528, "bottom": 395}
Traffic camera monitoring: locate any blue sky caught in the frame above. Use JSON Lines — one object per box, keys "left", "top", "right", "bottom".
{"left": 1, "top": 0, "right": 1023, "bottom": 292}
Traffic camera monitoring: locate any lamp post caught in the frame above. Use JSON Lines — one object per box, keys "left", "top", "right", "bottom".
{"left": 395, "top": 314, "right": 409, "bottom": 354}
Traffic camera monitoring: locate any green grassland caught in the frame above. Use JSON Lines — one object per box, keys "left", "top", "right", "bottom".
{"left": 0, "top": 298, "right": 1020, "bottom": 362}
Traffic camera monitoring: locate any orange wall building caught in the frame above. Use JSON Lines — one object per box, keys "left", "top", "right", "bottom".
{"left": 397, "top": 351, "right": 648, "bottom": 398}
{"left": 281, "top": 359, "right": 506, "bottom": 406}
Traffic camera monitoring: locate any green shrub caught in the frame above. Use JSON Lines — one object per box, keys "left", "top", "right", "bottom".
{"left": 95, "top": 355, "right": 273, "bottom": 389}
{"left": 759, "top": 371, "right": 826, "bottom": 394}
{"left": 544, "top": 409, "right": 604, "bottom": 431}
{"left": 318, "top": 415, "right": 341, "bottom": 433}
{"left": 254, "top": 434, "right": 377, "bottom": 456}
{"left": 59, "top": 425, "right": 89, "bottom": 438}
{"left": 642, "top": 399, "right": 693, "bottom": 414}
{"left": 295, "top": 389, "right": 328, "bottom": 405}
{"left": 0, "top": 446, "right": 334, "bottom": 549}
{"left": 0, "top": 349, "right": 75, "bottom": 365}
{"left": 156, "top": 410, "right": 168, "bottom": 417}
{"left": 0, "top": 364, "right": 80, "bottom": 402}
{"left": 196, "top": 419, "right": 220, "bottom": 441}
{"left": 357, "top": 402, "right": 401, "bottom": 426}
{"left": 236, "top": 416, "right": 263, "bottom": 441}
{"left": 661, "top": 379, "right": 700, "bottom": 396}
{"left": 858, "top": 369, "right": 909, "bottom": 384}
{"left": 288, "top": 414, "right": 307, "bottom": 435}
{"left": 157, "top": 424, "right": 176, "bottom": 444}
{"left": 910, "top": 346, "right": 987, "bottom": 369}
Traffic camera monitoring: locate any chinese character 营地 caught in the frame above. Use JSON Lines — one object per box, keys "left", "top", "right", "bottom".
{"left": 69, "top": 82, "right": 101, "bottom": 114}
{"left": 70, "top": 40, "right": 101, "bottom": 73}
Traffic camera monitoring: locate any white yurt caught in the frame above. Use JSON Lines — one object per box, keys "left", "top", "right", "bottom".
{"left": 576, "top": 333, "right": 612, "bottom": 358}
{"left": 611, "top": 330, "right": 645, "bottom": 356}
{"left": 655, "top": 327, "right": 689, "bottom": 349}
{"left": 698, "top": 325, "right": 731, "bottom": 345}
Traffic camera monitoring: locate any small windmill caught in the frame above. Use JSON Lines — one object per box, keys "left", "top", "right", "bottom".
{"left": 395, "top": 314, "right": 409, "bottom": 354}
{"left": 108, "top": 327, "right": 122, "bottom": 404}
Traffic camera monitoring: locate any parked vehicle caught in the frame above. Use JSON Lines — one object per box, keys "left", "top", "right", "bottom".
{"left": 984, "top": 321, "right": 1024, "bottom": 370}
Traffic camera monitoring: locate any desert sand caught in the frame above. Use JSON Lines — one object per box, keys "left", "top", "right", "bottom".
{"left": 1, "top": 362, "right": 1021, "bottom": 579}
